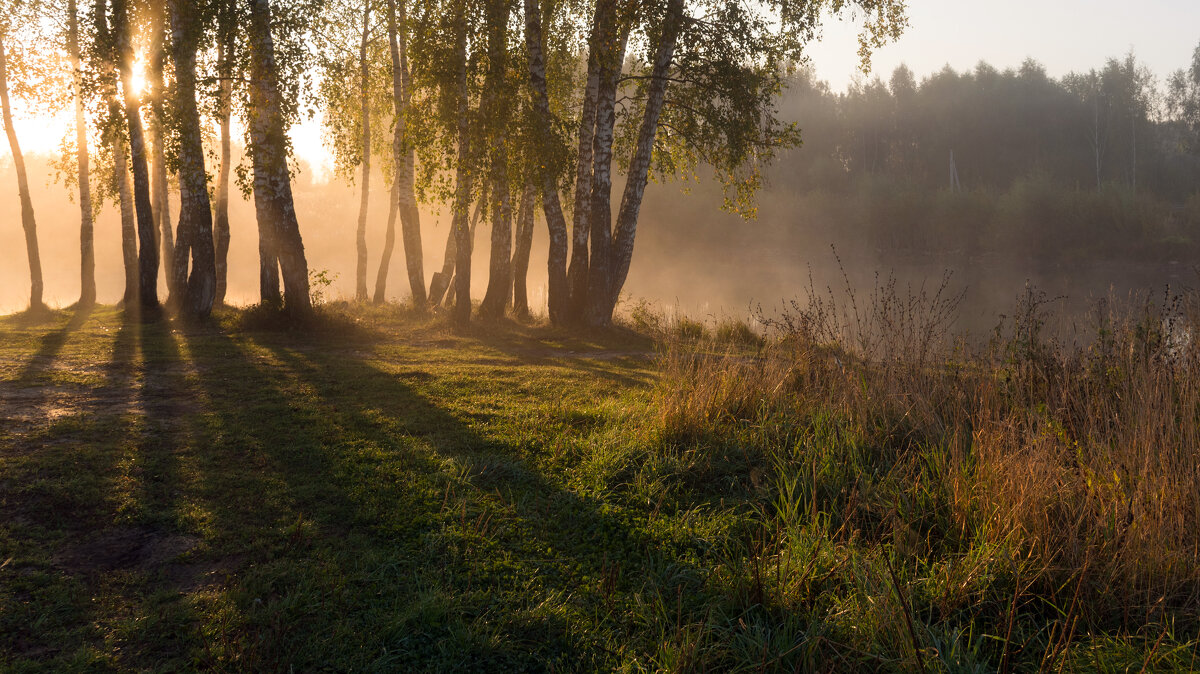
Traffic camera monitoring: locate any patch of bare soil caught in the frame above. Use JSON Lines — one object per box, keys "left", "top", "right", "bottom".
{"left": 1, "top": 377, "right": 203, "bottom": 447}
{"left": 54, "top": 526, "right": 201, "bottom": 577}
{"left": 1, "top": 385, "right": 84, "bottom": 424}
{"left": 52, "top": 525, "right": 235, "bottom": 593}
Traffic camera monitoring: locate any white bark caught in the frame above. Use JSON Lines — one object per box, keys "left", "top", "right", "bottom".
{"left": 0, "top": 31, "right": 44, "bottom": 310}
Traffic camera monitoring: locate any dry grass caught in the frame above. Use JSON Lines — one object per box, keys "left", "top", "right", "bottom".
{"left": 654, "top": 274, "right": 1200, "bottom": 628}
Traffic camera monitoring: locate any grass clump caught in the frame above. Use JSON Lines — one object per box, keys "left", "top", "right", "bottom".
{"left": 714, "top": 318, "right": 764, "bottom": 347}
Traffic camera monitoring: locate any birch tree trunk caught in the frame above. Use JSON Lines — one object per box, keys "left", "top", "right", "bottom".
{"left": 510, "top": 182, "right": 536, "bottom": 319}
{"left": 68, "top": 0, "right": 95, "bottom": 307}
{"left": 373, "top": 177, "right": 399, "bottom": 302}
{"left": 168, "top": 0, "right": 216, "bottom": 318}
{"left": 450, "top": 16, "right": 473, "bottom": 329}
{"left": 444, "top": 198, "right": 484, "bottom": 310}
{"left": 523, "top": 0, "right": 568, "bottom": 324}
{"left": 213, "top": 0, "right": 234, "bottom": 305}
{"left": 114, "top": 0, "right": 160, "bottom": 310}
{"left": 114, "top": 135, "right": 138, "bottom": 305}
{"left": 355, "top": 2, "right": 371, "bottom": 301}
{"left": 598, "top": 0, "right": 684, "bottom": 324}
{"left": 427, "top": 218, "right": 456, "bottom": 306}
{"left": 385, "top": 0, "right": 426, "bottom": 306}
{"left": 428, "top": 199, "right": 487, "bottom": 307}
{"left": 0, "top": 32, "right": 44, "bottom": 311}
{"left": 478, "top": 0, "right": 513, "bottom": 319}
{"left": 478, "top": 155, "right": 513, "bottom": 317}
{"left": 582, "top": 2, "right": 628, "bottom": 326}
{"left": 148, "top": 20, "right": 175, "bottom": 296}
{"left": 95, "top": 0, "right": 137, "bottom": 305}
{"left": 247, "top": 0, "right": 310, "bottom": 316}
{"left": 566, "top": 9, "right": 602, "bottom": 321}
{"left": 428, "top": 197, "right": 485, "bottom": 307}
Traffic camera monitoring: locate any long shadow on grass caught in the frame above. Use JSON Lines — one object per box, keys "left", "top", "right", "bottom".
{"left": 6, "top": 306, "right": 94, "bottom": 393}
{"left": 465, "top": 322, "right": 657, "bottom": 390}
{"left": 0, "top": 309, "right": 183, "bottom": 667}
{"left": 166, "top": 325, "right": 676, "bottom": 671}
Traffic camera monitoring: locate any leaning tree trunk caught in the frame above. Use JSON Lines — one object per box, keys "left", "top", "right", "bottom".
{"left": 596, "top": 0, "right": 684, "bottom": 325}
{"left": 523, "top": 0, "right": 569, "bottom": 324}
{"left": 213, "top": 0, "right": 234, "bottom": 304}
{"left": 428, "top": 191, "right": 483, "bottom": 305}
{"left": 373, "top": 178, "right": 400, "bottom": 303}
{"left": 386, "top": 0, "right": 426, "bottom": 306}
{"left": 510, "top": 182, "right": 536, "bottom": 319}
{"left": 0, "top": 33, "right": 44, "bottom": 311}
{"left": 247, "top": 0, "right": 310, "bottom": 315}
{"left": 427, "top": 217, "right": 456, "bottom": 306}
{"left": 566, "top": 8, "right": 602, "bottom": 322}
{"left": 450, "top": 17, "right": 473, "bottom": 329}
{"left": 444, "top": 198, "right": 485, "bottom": 310}
{"left": 68, "top": 0, "right": 95, "bottom": 307}
{"left": 583, "top": 4, "right": 628, "bottom": 327}
{"left": 114, "top": 0, "right": 159, "bottom": 310}
{"left": 354, "top": 1, "right": 371, "bottom": 301}
{"left": 168, "top": 0, "right": 216, "bottom": 318}
{"left": 478, "top": 0, "right": 514, "bottom": 319}
{"left": 148, "top": 19, "right": 176, "bottom": 297}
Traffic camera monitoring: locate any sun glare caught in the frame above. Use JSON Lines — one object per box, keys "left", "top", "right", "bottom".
{"left": 129, "top": 53, "right": 147, "bottom": 98}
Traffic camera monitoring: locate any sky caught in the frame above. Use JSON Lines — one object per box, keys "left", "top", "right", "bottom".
{"left": 805, "top": 0, "right": 1200, "bottom": 91}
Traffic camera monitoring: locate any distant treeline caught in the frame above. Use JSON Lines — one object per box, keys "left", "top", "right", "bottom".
{"left": 759, "top": 51, "right": 1200, "bottom": 261}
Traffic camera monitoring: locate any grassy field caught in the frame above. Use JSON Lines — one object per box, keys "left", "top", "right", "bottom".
{"left": 1, "top": 301, "right": 1197, "bottom": 672}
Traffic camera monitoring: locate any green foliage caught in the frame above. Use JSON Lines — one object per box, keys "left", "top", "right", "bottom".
{"left": 308, "top": 268, "right": 339, "bottom": 304}
{"left": 314, "top": 0, "right": 396, "bottom": 183}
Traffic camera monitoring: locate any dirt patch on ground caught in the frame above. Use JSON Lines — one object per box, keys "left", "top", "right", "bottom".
{"left": 0, "top": 384, "right": 119, "bottom": 445}
{"left": 1, "top": 379, "right": 203, "bottom": 446}
{"left": 0, "top": 384, "right": 84, "bottom": 423}
{"left": 54, "top": 526, "right": 201, "bottom": 577}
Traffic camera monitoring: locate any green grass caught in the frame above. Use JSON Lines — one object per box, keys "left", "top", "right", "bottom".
{"left": 0, "top": 304, "right": 1195, "bottom": 672}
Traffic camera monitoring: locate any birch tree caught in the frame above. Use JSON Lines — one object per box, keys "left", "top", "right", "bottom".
{"left": 449, "top": 5, "right": 473, "bottom": 328}
{"left": 522, "top": 0, "right": 569, "bottom": 323}
{"left": 166, "top": 0, "right": 216, "bottom": 317}
{"left": 563, "top": 0, "right": 906, "bottom": 326}
{"left": 146, "top": 7, "right": 174, "bottom": 293}
{"left": 317, "top": 0, "right": 386, "bottom": 302}
{"left": 0, "top": 4, "right": 45, "bottom": 312}
{"left": 374, "top": 0, "right": 426, "bottom": 306}
{"left": 477, "top": 0, "right": 515, "bottom": 319}
{"left": 246, "top": 0, "right": 311, "bottom": 315}
{"left": 109, "top": 0, "right": 159, "bottom": 311}
{"left": 66, "top": 0, "right": 96, "bottom": 307}
{"left": 213, "top": 0, "right": 236, "bottom": 304}
{"left": 510, "top": 181, "right": 535, "bottom": 318}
